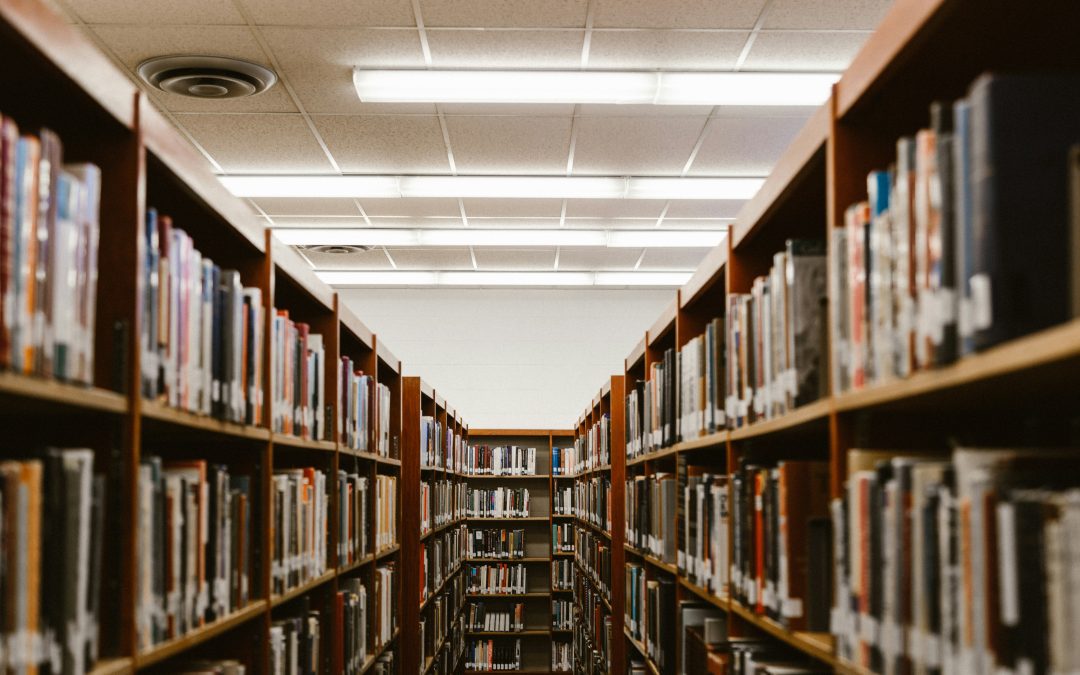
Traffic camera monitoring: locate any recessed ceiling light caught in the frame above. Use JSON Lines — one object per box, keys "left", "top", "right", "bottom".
{"left": 352, "top": 70, "right": 838, "bottom": 106}
{"left": 272, "top": 228, "right": 726, "bottom": 248}
{"left": 220, "top": 175, "right": 764, "bottom": 200}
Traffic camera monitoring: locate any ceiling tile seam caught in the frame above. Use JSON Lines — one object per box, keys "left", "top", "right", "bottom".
{"left": 382, "top": 247, "right": 398, "bottom": 269}
{"left": 654, "top": 202, "right": 671, "bottom": 228}
{"left": 69, "top": 13, "right": 227, "bottom": 174}
{"left": 565, "top": 104, "right": 582, "bottom": 176}
{"left": 469, "top": 247, "right": 478, "bottom": 270}
{"left": 410, "top": 0, "right": 434, "bottom": 66}
{"left": 351, "top": 199, "right": 374, "bottom": 226}
{"left": 435, "top": 106, "right": 459, "bottom": 174}
{"left": 553, "top": 247, "right": 561, "bottom": 270}
{"left": 458, "top": 199, "right": 469, "bottom": 227}
{"left": 680, "top": 113, "right": 718, "bottom": 176}
{"left": 734, "top": 0, "right": 776, "bottom": 71}
{"left": 230, "top": 0, "right": 342, "bottom": 174}
{"left": 249, "top": 199, "right": 274, "bottom": 226}
{"left": 559, "top": 201, "right": 567, "bottom": 228}
{"left": 580, "top": 0, "right": 597, "bottom": 68}
{"left": 633, "top": 249, "right": 647, "bottom": 270}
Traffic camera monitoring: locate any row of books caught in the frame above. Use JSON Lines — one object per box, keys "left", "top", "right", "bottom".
{"left": 625, "top": 473, "right": 677, "bottom": 564}
{"left": 584, "top": 414, "right": 612, "bottom": 471}
{"left": 552, "top": 599, "right": 573, "bottom": 631}
{"left": 420, "top": 573, "right": 464, "bottom": 671}
{"left": 678, "top": 601, "right": 726, "bottom": 675}
{"left": 552, "top": 640, "right": 572, "bottom": 672}
{"left": 421, "top": 478, "right": 464, "bottom": 534}
{"left": 142, "top": 208, "right": 264, "bottom": 425}
{"left": 0, "top": 450, "right": 105, "bottom": 675}
{"left": 339, "top": 364, "right": 390, "bottom": 456}
{"left": 464, "top": 637, "right": 520, "bottom": 672}
{"left": 575, "top": 528, "right": 611, "bottom": 599}
{"left": 553, "top": 483, "right": 574, "bottom": 516}
{"left": 368, "top": 565, "right": 397, "bottom": 650}
{"left": 461, "top": 445, "right": 538, "bottom": 476}
{"left": 465, "top": 601, "right": 524, "bottom": 632}
{"left": 552, "top": 559, "right": 573, "bottom": 591}
{"left": 832, "top": 447, "right": 1080, "bottom": 675}
{"left": 465, "top": 487, "right": 530, "bottom": 519}
{"left": 625, "top": 348, "right": 677, "bottom": 457}
{"left": 0, "top": 121, "right": 100, "bottom": 385}
{"left": 422, "top": 524, "right": 466, "bottom": 604}
{"left": 272, "top": 468, "right": 329, "bottom": 596}
{"left": 337, "top": 471, "right": 368, "bottom": 567}
{"left": 574, "top": 475, "right": 610, "bottom": 531}
{"left": 572, "top": 614, "right": 606, "bottom": 675}
{"left": 684, "top": 634, "right": 830, "bottom": 675}
{"left": 373, "top": 474, "right": 397, "bottom": 553}
{"left": 678, "top": 318, "right": 727, "bottom": 441}
{"left": 574, "top": 570, "right": 612, "bottom": 673}
{"left": 727, "top": 240, "right": 827, "bottom": 428}
{"left": 421, "top": 416, "right": 463, "bottom": 471}
{"left": 137, "top": 457, "right": 252, "bottom": 650}
{"left": 679, "top": 466, "right": 729, "bottom": 599}
{"left": 468, "top": 527, "right": 527, "bottom": 560}
{"left": 625, "top": 564, "right": 676, "bottom": 675}
{"left": 271, "top": 312, "right": 325, "bottom": 440}
{"left": 271, "top": 603, "right": 321, "bottom": 675}
{"left": 551, "top": 446, "right": 576, "bottom": 476}
{"left": 465, "top": 563, "right": 527, "bottom": 595}
{"left": 831, "top": 73, "right": 1080, "bottom": 393}
{"left": 552, "top": 522, "right": 574, "bottom": 553}
{"left": 730, "top": 460, "right": 830, "bottom": 632}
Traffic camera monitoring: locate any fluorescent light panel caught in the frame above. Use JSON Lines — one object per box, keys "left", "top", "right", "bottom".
{"left": 221, "top": 175, "right": 764, "bottom": 200}
{"left": 273, "top": 228, "right": 726, "bottom": 248}
{"left": 316, "top": 271, "right": 693, "bottom": 287}
{"left": 353, "top": 70, "right": 838, "bottom": 106}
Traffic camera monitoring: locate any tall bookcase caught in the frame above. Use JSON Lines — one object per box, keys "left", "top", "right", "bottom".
{"left": 0, "top": 2, "right": 408, "bottom": 672}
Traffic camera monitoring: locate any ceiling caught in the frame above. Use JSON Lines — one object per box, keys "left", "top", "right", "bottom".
{"left": 53, "top": 0, "right": 890, "bottom": 285}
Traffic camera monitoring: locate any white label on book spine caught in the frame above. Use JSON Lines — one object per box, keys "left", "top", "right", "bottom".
{"left": 924, "top": 633, "right": 942, "bottom": 668}
{"left": 781, "top": 597, "right": 803, "bottom": 618}
{"left": 970, "top": 273, "right": 993, "bottom": 331}
{"left": 996, "top": 502, "right": 1020, "bottom": 625}
{"left": 860, "top": 615, "right": 880, "bottom": 645}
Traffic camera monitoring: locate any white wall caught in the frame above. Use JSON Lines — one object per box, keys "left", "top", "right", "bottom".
{"left": 338, "top": 288, "right": 674, "bottom": 429}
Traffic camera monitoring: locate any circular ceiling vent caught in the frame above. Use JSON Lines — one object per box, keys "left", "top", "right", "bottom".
{"left": 137, "top": 55, "right": 278, "bottom": 99}
{"left": 301, "top": 245, "right": 374, "bottom": 254}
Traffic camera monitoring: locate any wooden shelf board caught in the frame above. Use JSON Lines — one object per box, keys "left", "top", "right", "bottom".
{"left": 464, "top": 557, "right": 550, "bottom": 563}
{"left": 575, "top": 517, "right": 611, "bottom": 540}
{"left": 552, "top": 551, "right": 575, "bottom": 558}
{"left": 729, "top": 601, "right": 837, "bottom": 666}
{"left": 338, "top": 554, "right": 374, "bottom": 574}
{"left": 675, "top": 430, "right": 727, "bottom": 453}
{"left": 340, "top": 448, "right": 382, "bottom": 462}
{"left": 550, "top": 587, "right": 573, "bottom": 593}
{"left": 359, "top": 629, "right": 400, "bottom": 675}
{"left": 551, "top": 513, "right": 575, "bottom": 519}
{"left": 88, "top": 657, "right": 133, "bottom": 675}
{"left": 420, "top": 565, "right": 461, "bottom": 611}
{"left": 648, "top": 298, "right": 678, "bottom": 347}
{"left": 681, "top": 242, "right": 729, "bottom": 309}
{"left": 377, "top": 455, "right": 402, "bottom": 467}
{"left": 460, "top": 473, "right": 552, "bottom": 479}
{"left": 135, "top": 601, "right": 267, "bottom": 668}
{"left": 270, "top": 570, "right": 337, "bottom": 607}
{"left": 271, "top": 433, "right": 336, "bottom": 453}
{"left": 729, "top": 397, "right": 832, "bottom": 441}
{"left": 678, "top": 576, "right": 728, "bottom": 611}
{"left": 465, "top": 516, "right": 549, "bottom": 522}
{"left": 622, "top": 629, "right": 660, "bottom": 675}
{"left": 141, "top": 400, "right": 270, "bottom": 441}
{"left": 626, "top": 336, "right": 647, "bottom": 373}
{"left": 626, "top": 444, "right": 679, "bottom": 467}
{"left": 0, "top": 372, "right": 128, "bottom": 414}
{"left": 375, "top": 543, "right": 400, "bottom": 561}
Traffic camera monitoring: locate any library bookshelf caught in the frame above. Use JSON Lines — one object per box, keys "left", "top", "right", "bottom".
{"left": 0, "top": 1, "right": 406, "bottom": 672}
{"left": 462, "top": 429, "right": 576, "bottom": 674}
{"left": 584, "top": 1, "right": 1080, "bottom": 674}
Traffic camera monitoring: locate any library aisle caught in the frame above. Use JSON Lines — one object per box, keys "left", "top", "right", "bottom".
{"left": 2, "top": 0, "right": 1080, "bottom": 674}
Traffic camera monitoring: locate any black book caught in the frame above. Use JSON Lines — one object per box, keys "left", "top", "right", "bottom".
{"left": 932, "top": 102, "right": 959, "bottom": 365}
{"left": 785, "top": 239, "right": 827, "bottom": 406}
{"left": 806, "top": 516, "right": 831, "bottom": 632}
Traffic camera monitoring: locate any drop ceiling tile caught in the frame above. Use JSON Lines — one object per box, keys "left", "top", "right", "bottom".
{"left": 587, "top": 30, "right": 746, "bottom": 69}
{"left": 660, "top": 218, "right": 734, "bottom": 230}
{"left": 65, "top": 0, "right": 242, "bottom": 24}
{"left": 558, "top": 247, "right": 643, "bottom": 271}
{"left": 243, "top": 0, "right": 416, "bottom": 27}
{"left": 299, "top": 247, "right": 392, "bottom": 270}
{"left": 461, "top": 199, "right": 564, "bottom": 219}
{"left": 638, "top": 247, "right": 710, "bottom": 270}
{"left": 572, "top": 116, "right": 708, "bottom": 175}
{"left": 368, "top": 216, "right": 464, "bottom": 228}
{"left": 312, "top": 115, "right": 451, "bottom": 173}
{"left": 466, "top": 218, "right": 563, "bottom": 228}
{"left": 446, "top": 116, "right": 573, "bottom": 175}
{"left": 254, "top": 197, "right": 362, "bottom": 217}
{"left": 386, "top": 248, "right": 475, "bottom": 270}
{"left": 360, "top": 198, "right": 462, "bottom": 218}
{"left": 576, "top": 104, "right": 714, "bottom": 117}
{"left": 563, "top": 199, "right": 666, "bottom": 219}
{"left": 271, "top": 217, "right": 369, "bottom": 228}
{"left": 664, "top": 200, "right": 745, "bottom": 219}
{"left": 420, "top": 0, "right": 589, "bottom": 27}
{"left": 440, "top": 103, "right": 576, "bottom": 116}
{"left": 261, "top": 28, "right": 429, "bottom": 115}
{"left": 473, "top": 248, "right": 557, "bottom": 271}
{"left": 88, "top": 24, "right": 297, "bottom": 113}
{"left": 593, "top": 0, "right": 767, "bottom": 29}
{"left": 426, "top": 29, "right": 585, "bottom": 68}
{"left": 563, "top": 218, "right": 657, "bottom": 229}
{"left": 763, "top": 0, "right": 891, "bottom": 30}
{"left": 688, "top": 114, "right": 810, "bottom": 176}
{"left": 175, "top": 114, "right": 335, "bottom": 172}
{"left": 742, "top": 31, "right": 870, "bottom": 71}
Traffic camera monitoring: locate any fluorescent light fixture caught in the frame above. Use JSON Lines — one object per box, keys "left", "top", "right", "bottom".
{"left": 273, "top": 228, "right": 725, "bottom": 248}
{"left": 353, "top": 69, "right": 838, "bottom": 106}
{"left": 315, "top": 270, "right": 692, "bottom": 287}
{"left": 221, "top": 175, "right": 764, "bottom": 200}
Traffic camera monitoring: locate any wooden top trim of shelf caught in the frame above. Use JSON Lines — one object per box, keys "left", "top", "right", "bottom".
{"left": 626, "top": 334, "right": 647, "bottom": 371}
{"left": 434, "top": 391, "right": 446, "bottom": 410}
{"left": 730, "top": 102, "right": 829, "bottom": 250}
{"left": 601, "top": 379, "right": 611, "bottom": 398}
{"left": 1, "top": 0, "right": 137, "bottom": 129}
{"left": 834, "top": 317, "right": 1080, "bottom": 412}
{"left": 135, "top": 601, "right": 267, "bottom": 669}
{"left": 270, "top": 236, "right": 335, "bottom": 311}
{"left": 0, "top": 372, "right": 128, "bottom": 414}
{"left": 680, "top": 233, "right": 730, "bottom": 308}
{"left": 140, "top": 400, "right": 271, "bottom": 441}
{"left": 374, "top": 336, "right": 400, "bottom": 374}
{"left": 834, "top": 0, "right": 945, "bottom": 119}
{"left": 647, "top": 297, "right": 678, "bottom": 346}
{"left": 420, "top": 379, "right": 435, "bottom": 399}
{"left": 338, "top": 299, "right": 374, "bottom": 350}
{"left": 139, "top": 101, "right": 265, "bottom": 253}
{"left": 728, "top": 601, "right": 837, "bottom": 667}
{"left": 271, "top": 433, "right": 336, "bottom": 453}
{"left": 271, "top": 570, "right": 337, "bottom": 608}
